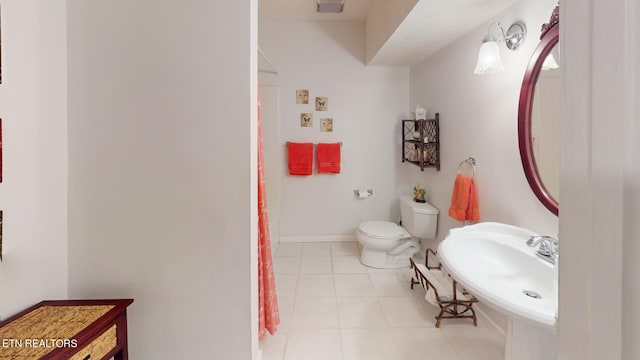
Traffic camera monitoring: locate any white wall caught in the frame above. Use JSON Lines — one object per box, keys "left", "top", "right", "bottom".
{"left": 407, "top": 0, "right": 559, "bottom": 243}
{"left": 259, "top": 21, "right": 409, "bottom": 240}
{"left": 620, "top": 1, "right": 640, "bottom": 359}
{"left": 622, "top": 1, "right": 640, "bottom": 358}
{"left": 67, "top": 1, "right": 258, "bottom": 359}
{"left": 559, "top": 0, "right": 639, "bottom": 358}
{"left": 0, "top": 0, "right": 68, "bottom": 320}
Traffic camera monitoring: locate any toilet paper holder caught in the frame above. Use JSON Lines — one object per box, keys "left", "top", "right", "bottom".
{"left": 354, "top": 189, "right": 373, "bottom": 198}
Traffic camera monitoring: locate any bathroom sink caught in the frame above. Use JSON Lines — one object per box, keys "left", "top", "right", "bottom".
{"left": 438, "top": 222, "right": 556, "bottom": 327}
{"left": 438, "top": 222, "right": 557, "bottom": 360}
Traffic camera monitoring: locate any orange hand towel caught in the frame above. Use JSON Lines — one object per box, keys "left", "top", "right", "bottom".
{"left": 466, "top": 178, "right": 480, "bottom": 222}
{"left": 448, "top": 174, "right": 480, "bottom": 222}
{"left": 288, "top": 142, "right": 313, "bottom": 175}
{"left": 317, "top": 143, "right": 341, "bottom": 174}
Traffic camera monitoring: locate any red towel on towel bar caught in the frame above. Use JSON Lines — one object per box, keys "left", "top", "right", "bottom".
{"left": 317, "top": 143, "right": 341, "bottom": 174}
{"left": 288, "top": 142, "right": 313, "bottom": 175}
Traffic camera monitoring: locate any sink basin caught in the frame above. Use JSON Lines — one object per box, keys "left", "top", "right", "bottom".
{"left": 438, "top": 222, "right": 557, "bottom": 360}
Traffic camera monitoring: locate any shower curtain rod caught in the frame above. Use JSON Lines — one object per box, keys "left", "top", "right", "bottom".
{"left": 258, "top": 46, "right": 279, "bottom": 75}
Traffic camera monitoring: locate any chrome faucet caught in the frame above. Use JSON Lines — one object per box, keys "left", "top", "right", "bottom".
{"left": 526, "top": 235, "right": 558, "bottom": 265}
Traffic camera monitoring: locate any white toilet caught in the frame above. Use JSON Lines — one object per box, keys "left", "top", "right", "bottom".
{"left": 357, "top": 195, "right": 439, "bottom": 269}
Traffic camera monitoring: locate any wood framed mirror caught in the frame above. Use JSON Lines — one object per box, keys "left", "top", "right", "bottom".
{"left": 518, "top": 5, "right": 559, "bottom": 216}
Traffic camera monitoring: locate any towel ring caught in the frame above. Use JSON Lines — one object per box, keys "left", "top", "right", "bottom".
{"left": 457, "top": 157, "right": 476, "bottom": 178}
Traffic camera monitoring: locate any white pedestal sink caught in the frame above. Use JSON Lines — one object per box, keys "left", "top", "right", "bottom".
{"left": 438, "top": 222, "right": 557, "bottom": 360}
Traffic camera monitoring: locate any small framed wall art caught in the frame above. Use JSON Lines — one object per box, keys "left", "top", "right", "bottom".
{"left": 315, "top": 97, "right": 328, "bottom": 111}
{"left": 320, "top": 118, "right": 333, "bottom": 132}
{"left": 1, "top": 118, "right": 3, "bottom": 183}
{"left": 0, "top": 211, "right": 3, "bottom": 261}
{"left": 300, "top": 113, "right": 313, "bottom": 127}
{"left": 296, "top": 90, "right": 309, "bottom": 104}
{"left": 0, "top": 5, "right": 3, "bottom": 84}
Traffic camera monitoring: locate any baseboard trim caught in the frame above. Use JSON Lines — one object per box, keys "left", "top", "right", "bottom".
{"left": 280, "top": 235, "right": 356, "bottom": 243}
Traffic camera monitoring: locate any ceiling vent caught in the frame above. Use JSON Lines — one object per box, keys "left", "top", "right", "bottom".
{"left": 317, "top": 0, "right": 344, "bottom": 14}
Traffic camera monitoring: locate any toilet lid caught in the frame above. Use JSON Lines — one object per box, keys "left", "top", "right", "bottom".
{"left": 359, "top": 221, "right": 404, "bottom": 239}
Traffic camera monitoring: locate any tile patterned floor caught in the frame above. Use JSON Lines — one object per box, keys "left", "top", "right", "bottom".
{"left": 260, "top": 242, "right": 505, "bottom": 360}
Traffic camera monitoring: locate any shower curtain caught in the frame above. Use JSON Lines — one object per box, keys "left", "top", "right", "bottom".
{"left": 258, "top": 86, "right": 280, "bottom": 339}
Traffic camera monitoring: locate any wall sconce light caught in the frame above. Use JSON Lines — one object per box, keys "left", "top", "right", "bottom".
{"left": 474, "top": 21, "right": 527, "bottom": 75}
{"left": 541, "top": 45, "right": 560, "bottom": 71}
{"left": 541, "top": 53, "right": 559, "bottom": 70}
{"left": 317, "top": 0, "right": 344, "bottom": 13}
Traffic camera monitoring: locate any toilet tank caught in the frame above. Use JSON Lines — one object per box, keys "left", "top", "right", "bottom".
{"left": 400, "top": 196, "right": 439, "bottom": 239}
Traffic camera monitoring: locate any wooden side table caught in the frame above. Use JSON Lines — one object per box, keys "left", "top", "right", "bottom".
{"left": 0, "top": 299, "right": 133, "bottom": 359}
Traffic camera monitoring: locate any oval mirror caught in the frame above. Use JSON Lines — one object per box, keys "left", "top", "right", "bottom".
{"left": 518, "top": 7, "right": 559, "bottom": 216}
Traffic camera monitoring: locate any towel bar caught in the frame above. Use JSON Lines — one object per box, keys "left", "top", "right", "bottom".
{"left": 286, "top": 142, "right": 342, "bottom": 146}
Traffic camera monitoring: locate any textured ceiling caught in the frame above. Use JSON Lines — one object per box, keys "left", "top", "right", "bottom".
{"left": 368, "top": 0, "right": 520, "bottom": 66}
{"left": 259, "top": 0, "right": 519, "bottom": 66}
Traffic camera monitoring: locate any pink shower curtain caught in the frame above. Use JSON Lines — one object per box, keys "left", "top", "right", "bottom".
{"left": 258, "top": 86, "right": 280, "bottom": 339}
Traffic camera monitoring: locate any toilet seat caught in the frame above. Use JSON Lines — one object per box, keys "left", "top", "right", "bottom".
{"left": 358, "top": 221, "right": 410, "bottom": 240}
